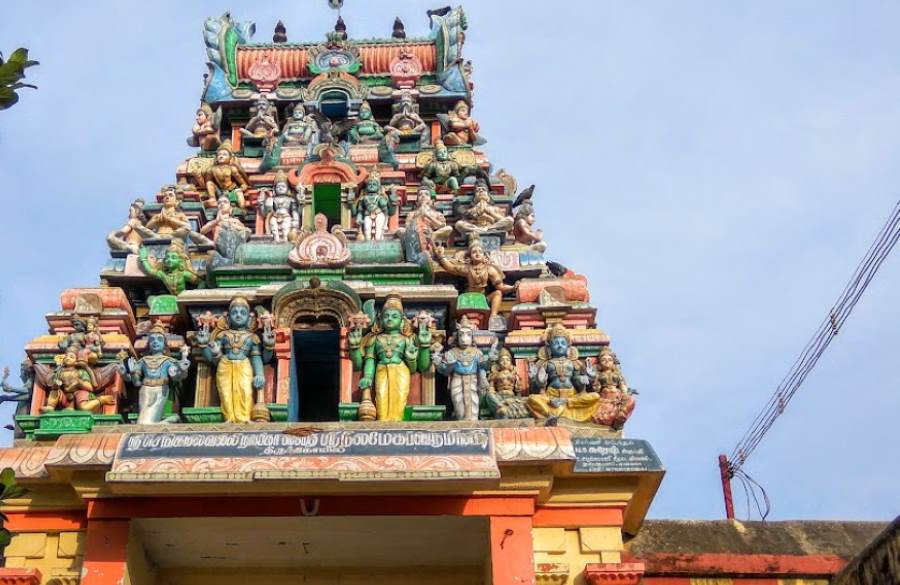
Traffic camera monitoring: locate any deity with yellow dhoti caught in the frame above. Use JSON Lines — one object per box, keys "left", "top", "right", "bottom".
{"left": 197, "top": 297, "right": 275, "bottom": 423}
{"left": 526, "top": 323, "right": 600, "bottom": 423}
{"left": 349, "top": 293, "right": 432, "bottom": 421}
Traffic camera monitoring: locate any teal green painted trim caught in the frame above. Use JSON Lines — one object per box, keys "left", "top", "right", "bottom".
{"left": 267, "top": 403, "right": 289, "bottom": 422}
{"left": 180, "top": 407, "right": 224, "bottom": 424}
{"left": 403, "top": 405, "right": 446, "bottom": 422}
{"left": 338, "top": 402, "right": 360, "bottom": 421}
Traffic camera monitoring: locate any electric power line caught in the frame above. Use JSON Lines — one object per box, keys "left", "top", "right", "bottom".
{"left": 728, "top": 200, "right": 900, "bottom": 476}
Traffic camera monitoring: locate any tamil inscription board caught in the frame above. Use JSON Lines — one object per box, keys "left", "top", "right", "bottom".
{"left": 108, "top": 428, "right": 498, "bottom": 482}
{"left": 572, "top": 437, "right": 663, "bottom": 473}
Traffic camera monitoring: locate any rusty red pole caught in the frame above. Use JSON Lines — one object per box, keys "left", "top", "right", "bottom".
{"left": 718, "top": 454, "right": 735, "bottom": 520}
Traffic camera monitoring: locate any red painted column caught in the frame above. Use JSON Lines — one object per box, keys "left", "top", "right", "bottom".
{"left": 80, "top": 519, "right": 129, "bottom": 585}
{"left": 489, "top": 516, "right": 534, "bottom": 585}
{"left": 274, "top": 327, "right": 292, "bottom": 404}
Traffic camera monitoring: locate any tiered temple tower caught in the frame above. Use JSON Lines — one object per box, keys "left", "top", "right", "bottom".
{"left": 0, "top": 8, "right": 662, "bottom": 585}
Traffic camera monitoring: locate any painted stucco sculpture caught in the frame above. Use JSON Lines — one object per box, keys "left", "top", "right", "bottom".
{"left": 352, "top": 170, "right": 398, "bottom": 241}
{"left": 432, "top": 316, "right": 491, "bottom": 421}
{"left": 196, "top": 297, "right": 275, "bottom": 423}
{"left": 434, "top": 237, "right": 517, "bottom": 322}
{"left": 349, "top": 293, "right": 432, "bottom": 421}
{"left": 119, "top": 322, "right": 189, "bottom": 425}
{"left": 188, "top": 102, "right": 222, "bottom": 151}
{"left": 484, "top": 348, "right": 529, "bottom": 419}
{"left": 258, "top": 170, "right": 301, "bottom": 242}
{"left": 204, "top": 141, "right": 250, "bottom": 208}
{"left": 138, "top": 241, "right": 199, "bottom": 295}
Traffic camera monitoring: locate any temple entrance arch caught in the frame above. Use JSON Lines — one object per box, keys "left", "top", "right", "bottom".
{"left": 271, "top": 280, "right": 361, "bottom": 421}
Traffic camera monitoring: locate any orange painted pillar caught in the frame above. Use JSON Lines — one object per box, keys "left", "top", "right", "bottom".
{"left": 80, "top": 519, "right": 129, "bottom": 585}
{"left": 274, "top": 327, "right": 292, "bottom": 404}
{"left": 489, "top": 516, "right": 534, "bottom": 585}
{"left": 339, "top": 327, "right": 353, "bottom": 403}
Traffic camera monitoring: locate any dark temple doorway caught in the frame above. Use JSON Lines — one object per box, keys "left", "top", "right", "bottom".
{"left": 289, "top": 321, "right": 341, "bottom": 422}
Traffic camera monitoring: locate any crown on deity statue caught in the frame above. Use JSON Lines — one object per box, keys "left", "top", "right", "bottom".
{"left": 166, "top": 239, "right": 187, "bottom": 255}
{"left": 382, "top": 291, "right": 404, "bottom": 312}
{"left": 217, "top": 139, "right": 235, "bottom": 154}
{"left": 230, "top": 296, "right": 251, "bottom": 309}
{"left": 467, "top": 234, "right": 485, "bottom": 252}
{"left": 147, "top": 320, "right": 169, "bottom": 337}
{"left": 274, "top": 169, "right": 289, "bottom": 184}
{"left": 544, "top": 322, "right": 572, "bottom": 344}
{"left": 456, "top": 314, "right": 476, "bottom": 333}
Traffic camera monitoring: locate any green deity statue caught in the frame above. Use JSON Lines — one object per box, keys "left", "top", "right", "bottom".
{"left": 348, "top": 293, "right": 432, "bottom": 421}
{"left": 138, "top": 241, "right": 200, "bottom": 295}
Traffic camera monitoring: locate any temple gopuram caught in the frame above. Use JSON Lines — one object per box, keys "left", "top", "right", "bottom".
{"left": 0, "top": 7, "right": 890, "bottom": 585}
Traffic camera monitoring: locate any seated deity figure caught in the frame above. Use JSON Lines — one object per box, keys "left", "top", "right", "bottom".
{"left": 58, "top": 317, "right": 104, "bottom": 366}
{"left": 204, "top": 141, "right": 250, "bottom": 209}
{"left": 401, "top": 186, "right": 453, "bottom": 244}
{"left": 387, "top": 91, "right": 428, "bottom": 138}
{"left": 240, "top": 95, "right": 279, "bottom": 140}
{"left": 526, "top": 323, "right": 601, "bottom": 423}
{"left": 146, "top": 186, "right": 214, "bottom": 247}
{"left": 352, "top": 170, "right": 398, "bottom": 241}
{"left": 590, "top": 347, "right": 636, "bottom": 429}
{"left": 348, "top": 293, "right": 432, "bottom": 421}
{"left": 119, "top": 322, "right": 190, "bottom": 424}
{"left": 419, "top": 140, "right": 473, "bottom": 194}
{"left": 196, "top": 297, "right": 275, "bottom": 423}
{"left": 512, "top": 201, "right": 546, "bottom": 252}
{"left": 107, "top": 198, "right": 157, "bottom": 255}
{"left": 187, "top": 102, "right": 221, "bottom": 151}
{"left": 434, "top": 237, "right": 517, "bottom": 322}
{"left": 432, "top": 316, "right": 492, "bottom": 421}
{"left": 258, "top": 170, "right": 301, "bottom": 242}
{"left": 281, "top": 103, "right": 319, "bottom": 146}
{"left": 200, "top": 196, "right": 249, "bottom": 243}
{"left": 484, "top": 348, "right": 530, "bottom": 419}
{"left": 453, "top": 180, "right": 515, "bottom": 237}
{"left": 40, "top": 349, "right": 118, "bottom": 413}
{"left": 439, "top": 100, "right": 481, "bottom": 146}
{"left": 348, "top": 101, "right": 385, "bottom": 145}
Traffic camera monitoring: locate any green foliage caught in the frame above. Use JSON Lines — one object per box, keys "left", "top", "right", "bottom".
{"left": 0, "top": 467, "right": 27, "bottom": 548}
{"left": 0, "top": 48, "right": 39, "bottom": 110}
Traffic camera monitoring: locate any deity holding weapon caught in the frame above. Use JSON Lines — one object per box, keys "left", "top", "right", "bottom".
{"left": 258, "top": 170, "right": 301, "bottom": 243}
{"left": 433, "top": 236, "right": 517, "bottom": 323}
{"left": 204, "top": 141, "right": 250, "bottom": 209}
{"left": 526, "top": 323, "right": 600, "bottom": 424}
{"left": 195, "top": 298, "right": 275, "bottom": 423}
{"left": 187, "top": 102, "right": 222, "bottom": 151}
{"left": 352, "top": 170, "right": 398, "bottom": 241}
{"left": 138, "top": 240, "right": 200, "bottom": 295}
{"left": 348, "top": 293, "right": 432, "bottom": 421}
{"left": 590, "top": 347, "right": 636, "bottom": 429}
{"left": 484, "top": 348, "right": 530, "bottom": 419}
{"left": 432, "top": 316, "right": 493, "bottom": 421}
{"left": 118, "top": 322, "right": 190, "bottom": 425}
{"left": 1, "top": 360, "right": 35, "bottom": 427}
{"left": 106, "top": 198, "right": 157, "bottom": 255}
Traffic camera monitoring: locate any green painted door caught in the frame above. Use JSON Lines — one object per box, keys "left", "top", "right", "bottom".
{"left": 312, "top": 183, "right": 342, "bottom": 230}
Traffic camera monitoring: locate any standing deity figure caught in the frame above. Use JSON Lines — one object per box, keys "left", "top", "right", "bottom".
{"left": 590, "top": 347, "right": 636, "bottom": 429}
{"left": 352, "top": 170, "right": 398, "bottom": 241}
{"left": 119, "top": 323, "right": 189, "bottom": 424}
{"left": 187, "top": 102, "right": 222, "bottom": 151}
{"left": 348, "top": 101, "right": 385, "bottom": 144}
{"left": 281, "top": 103, "right": 319, "bottom": 146}
{"left": 39, "top": 350, "right": 119, "bottom": 413}
{"left": 58, "top": 317, "right": 104, "bottom": 366}
{"left": 107, "top": 198, "right": 157, "bottom": 255}
{"left": 204, "top": 141, "right": 250, "bottom": 209}
{"left": 434, "top": 237, "right": 517, "bottom": 322}
{"left": 526, "top": 323, "right": 600, "bottom": 423}
{"left": 240, "top": 95, "right": 279, "bottom": 139}
{"left": 484, "top": 348, "right": 529, "bottom": 419}
{"left": 348, "top": 293, "right": 432, "bottom": 421}
{"left": 196, "top": 297, "right": 275, "bottom": 423}
{"left": 146, "top": 186, "right": 214, "bottom": 247}
{"left": 432, "top": 316, "right": 492, "bottom": 421}
{"left": 453, "top": 180, "right": 515, "bottom": 237}
{"left": 258, "top": 170, "right": 300, "bottom": 242}
{"left": 139, "top": 240, "right": 200, "bottom": 295}
{"left": 438, "top": 100, "right": 481, "bottom": 146}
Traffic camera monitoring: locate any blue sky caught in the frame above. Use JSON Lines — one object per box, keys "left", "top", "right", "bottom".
{"left": 1, "top": 1, "right": 898, "bottom": 521}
